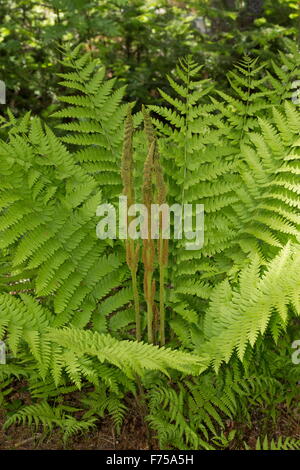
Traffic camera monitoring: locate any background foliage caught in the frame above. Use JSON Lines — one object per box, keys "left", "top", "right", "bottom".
{"left": 1, "top": 0, "right": 300, "bottom": 114}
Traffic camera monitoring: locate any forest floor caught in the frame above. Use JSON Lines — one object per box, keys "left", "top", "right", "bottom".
{"left": 0, "top": 387, "right": 300, "bottom": 450}
{"left": 0, "top": 409, "right": 154, "bottom": 450}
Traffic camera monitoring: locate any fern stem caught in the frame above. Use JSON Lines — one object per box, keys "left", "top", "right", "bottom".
{"left": 142, "top": 137, "right": 156, "bottom": 344}
{"left": 158, "top": 216, "right": 168, "bottom": 347}
{"left": 146, "top": 272, "right": 154, "bottom": 344}
{"left": 131, "top": 266, "right": 141, "bottom": 341}
{"left": 159, "top": 261, "right": 166, "bottom": 346}
{"left": 142, "top": 106, "right": 169, "bottom": 346}
{"left": 121, "top": 106, "right": 141, "bottom": 342}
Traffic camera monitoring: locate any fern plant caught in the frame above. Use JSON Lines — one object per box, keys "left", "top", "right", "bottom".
{"left": 147, "top": 44, "right": 300, "bottom": 357}
{"left": 140, "top": 42, "right": 300, "bottom": 448}
{"left": 0, "top": 41, "right": 300, "bottom": 449}
{"left": 246, "top": 435, "right": 300, "bottom": 451}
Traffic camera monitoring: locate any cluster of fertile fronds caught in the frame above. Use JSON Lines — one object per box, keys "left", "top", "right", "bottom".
{"left": 153, "top": 138, "right": 168, "bottom": 347}
{"left": 119, "top": 105, "right": 169, "bottom": 345}
{"left": 142, "top": 137, "right": 156, "bottom": 343}
{"left": 121, "top": 107, "right": 141, "bottom": 340}
{"left": 143, "top": 108, "right": 169, "bottom": 346}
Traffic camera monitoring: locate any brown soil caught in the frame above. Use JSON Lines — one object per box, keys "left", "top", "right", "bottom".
{"left": 0, "top": 408, "right": 158, "bottom": 450}
{"left": 0, "top": 381, "right": 159, "bottom": 450}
